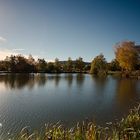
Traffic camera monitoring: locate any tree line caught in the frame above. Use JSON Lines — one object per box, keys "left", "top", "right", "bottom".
{"left": 0, "top": 55, "right": 89, "bottom": 73}
{"left": 0, "top": 41, "right": 140, "bottom": 75}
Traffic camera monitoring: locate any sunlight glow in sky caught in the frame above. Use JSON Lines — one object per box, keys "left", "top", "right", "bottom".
{"left": 0, "top": 0, "right": 140, "bottom": 62}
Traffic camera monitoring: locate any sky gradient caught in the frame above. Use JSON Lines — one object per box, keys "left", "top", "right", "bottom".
{"left": 0, "top": 0, "right": 140, "bottom": 62}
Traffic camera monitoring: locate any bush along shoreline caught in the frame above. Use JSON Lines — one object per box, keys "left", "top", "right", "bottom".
{"left": 9, "top": 104, "right": 140, "bottom": 140}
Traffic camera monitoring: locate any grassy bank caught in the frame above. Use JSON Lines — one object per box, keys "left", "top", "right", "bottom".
{"left": 12, "top": 105, "right": 140, "bottom": 140}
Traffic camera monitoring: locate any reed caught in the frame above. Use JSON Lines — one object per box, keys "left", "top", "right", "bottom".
{"left": 12, "top": 104, "right": 140, "bottom": 140}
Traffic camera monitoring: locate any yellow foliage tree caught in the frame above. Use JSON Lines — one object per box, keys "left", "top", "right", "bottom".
{"left": 115, "top": 41, "right": 139, "bottom": 71}
{"left": 90, "top": 53, "right": 107, "bottom": 76}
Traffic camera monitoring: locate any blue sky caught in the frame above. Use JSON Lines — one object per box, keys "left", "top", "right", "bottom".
{"left": 0, "top": 0, "right": 140, "bottom": 62}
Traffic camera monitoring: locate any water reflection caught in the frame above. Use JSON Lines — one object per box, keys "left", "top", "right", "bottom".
{"left": 0, "top": 74, "right": 140, "bottom": 140}
{"left": 116, "top": 78, "right": 137, "bottom": 107}
{"left": 0, "top": 74, "right": 47, "bottom": 90}
{"left": 64, "top": 74, "right": 73, "bottom": 87}
{"left": 0, "top": 74, "right": 30, "bottom": 89}
{"left": 36, "top": 74, "right": 47, "bottom": 87}
{"left": 54, "top": 74, "right": 61, "bottom": 87}
{"left": 76, "top": 74, "right": 85, "bottom": 87}
{"left": 0, "top": 74, "right": 87, "bottom": 90}
{"left": 91, "top": 75, "right": 108, "bottom": 95}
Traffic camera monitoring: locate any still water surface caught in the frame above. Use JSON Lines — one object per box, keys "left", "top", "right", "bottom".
{"left": 0, "top": 73, "right": 140, "bottom": 138}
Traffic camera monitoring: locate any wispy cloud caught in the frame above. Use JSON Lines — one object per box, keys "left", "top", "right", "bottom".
{"left": 0, "top": 37, "right": 7, "bottom": 43}
{"left": 12, "top": 48, "right": 25, "bottom": 51}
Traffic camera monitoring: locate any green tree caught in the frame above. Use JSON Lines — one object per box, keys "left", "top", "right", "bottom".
{"left": 47, "top": 62, "right": 55, "bottom": 72}
{"left": 54, "top": 58, "right": 61, "bottom": 72}
{"left": 37, "top": 58, "right": 47, "bottom": 72}
{"left": 115, "top": 41, "right": 139, "bottom": 71}
{"left": 0, "top": 61, "right": 7, "bottom": 71}
{"left": 83, "top": 64, "right": 91, "bottom": 72}
{"left": 75, "top": 57, "right": 84, "bottom": 72}
{"left": 108, "top": 59, "right": 121, "bottom": 71}
{"left": 15, "top": 55, "right": 26, "bottom": 72}
{"left": 15, "top": 55, "right": 35, "bottom": 73}
{"left": 8, "top": 55, "right": 17, "bottom": 72}
{"left": 4, "top": 56, "right": 11, "bottom": 71}
{"left": 66, "top": 57, "right": 73, "bottom": 72}
{"left": 27, "top": 54, "right": 36, "bottom": 72}
{"left": 90, "top": 54, "right": 107, "bottom": 76}
{"left": 28, "top": 54, "right": 35, "bottom": 65}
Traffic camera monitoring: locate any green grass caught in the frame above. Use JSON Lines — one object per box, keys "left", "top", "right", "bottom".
{"left": 11, "top": 105, "right": 140, "bottom": 140}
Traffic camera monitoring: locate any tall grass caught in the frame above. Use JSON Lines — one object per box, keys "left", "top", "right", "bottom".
{"left": 11, "top": 105, "right": 140, "bottom": 140}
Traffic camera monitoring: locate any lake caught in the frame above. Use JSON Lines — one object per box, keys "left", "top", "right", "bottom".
{"left": 0, "top": 73, "right": 140, "bottom": 139}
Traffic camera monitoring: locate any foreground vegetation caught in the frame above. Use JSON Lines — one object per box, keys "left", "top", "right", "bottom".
{"left": 11, "top": 105, "right": 140, "bottom": 140}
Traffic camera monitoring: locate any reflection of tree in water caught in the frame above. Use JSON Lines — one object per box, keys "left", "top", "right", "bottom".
{"left": 28, "top": 75, "right": 35, "bottom": 89}
{"left": 46, "top": 74, "right": 61, "bottom": 87}
{"left": 0, "top": 74, "right": 30, "bottom": 89}
{"left": 64, "top": 74, "right": 73, "bottom": 87}
{"left": 91, "top": 75, "right": 108, "bottom": 95}
{"left": 36, "top": 74, "right": 47, "bottom": 87}
{"left": 76, "top": 74, "right": 85, "bottom": 87}
{"left": 0, "top": 74, "right": 48, "bottom": 90}
{"left": 116, "top": 78, "right": 137, "bottom": 107}
{"left": 15, "top": 74, "right": 30, "bottom": 89}
{"left": 0, "top": 74, "right": 15, "bottom": 89}
{"left": 54, "top": 74, "right": 61, "bottom": 87}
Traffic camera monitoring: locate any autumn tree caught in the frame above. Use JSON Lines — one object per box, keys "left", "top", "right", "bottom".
{"left": 90, "top": 54, "right": 107, "bottom": 76}
{"left": 115, "top": 41, "right": 139, "bottom": 71}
